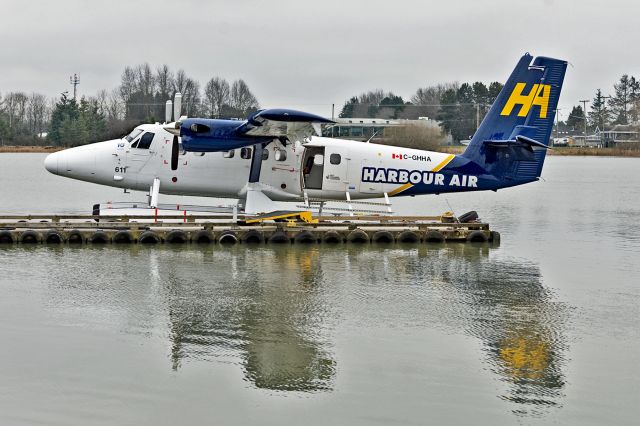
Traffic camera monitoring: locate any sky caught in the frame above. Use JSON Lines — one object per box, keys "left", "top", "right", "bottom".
{"left": 1, "top": 0, "right": 638, "bottom": 120}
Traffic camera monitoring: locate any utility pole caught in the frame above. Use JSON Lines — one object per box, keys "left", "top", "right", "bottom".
{"left": 601, "top": 95, "right": 612, "bottom": 147}
{"left": 580, "top": 99, "right": 590, "bottom": 144}
{"left": 476, "top": 103, "right": 480, "bottom": 130}
{"left": 70, "top": 74, "right": 80, "bottom": 100}
{"left": 554, "top": 108, "right": 561, "bottom": 140}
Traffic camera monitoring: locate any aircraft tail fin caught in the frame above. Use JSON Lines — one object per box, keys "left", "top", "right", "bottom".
{"left": 462, "top": 54, "right": 567, "bottom": 183}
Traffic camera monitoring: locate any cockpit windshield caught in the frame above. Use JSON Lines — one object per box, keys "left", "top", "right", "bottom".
{"left": 125, "top": 128, "right": 143, "bottom": 142}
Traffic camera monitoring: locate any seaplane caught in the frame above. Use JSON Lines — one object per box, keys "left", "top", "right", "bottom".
{"left": 44, "top": 53, "right": 567, "bottom": 217}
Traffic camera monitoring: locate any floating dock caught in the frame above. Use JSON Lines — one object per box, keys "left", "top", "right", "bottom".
{"left": 0, "top": 213, "right": 499, "bottom": 245}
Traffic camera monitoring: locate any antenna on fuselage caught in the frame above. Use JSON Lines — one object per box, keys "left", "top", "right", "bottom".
{"left": 366, "top": 130, "right": 380, "bottom": 143}
{"left": 165, "top": 100, "right": 173, "bottom": 124}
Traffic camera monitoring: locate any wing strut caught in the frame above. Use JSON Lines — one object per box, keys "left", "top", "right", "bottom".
{"left": 248, "top": 143, "right": 265, "bottom": 183}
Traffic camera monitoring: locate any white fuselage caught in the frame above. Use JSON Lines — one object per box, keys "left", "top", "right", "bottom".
{"left": 44, "top": 123, "right": 461, "bottom": 202}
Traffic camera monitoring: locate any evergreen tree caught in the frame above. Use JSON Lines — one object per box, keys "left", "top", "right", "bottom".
{"left": 589, "top": 89, "right": 610, "bottom": 129}
{"left": 609, "top": 74, "right": 633, "bottom": 124}
{"left": 457, "top": 83, "right": 476, "bottom": 140}
{"left": 488, "top": 82, "right": 504, "bottom": 100}
{"left": 565, "top": 105, "right": 585, "bottom": 132}
{"left": 48, "top": 94, "right": 106, "bottom": 146}
{"left": 437, "top": 88, "right": 460, "bottom": 140}
{"left": 0, "top": 116, "right": 9, "bottom": 145}
{"left": 379, "top": 94, "right": 405, "bottom": 118}
{"left": 629, "top": 76, "right": 640, "bottom": 124}
{"left": 49, "top": 93, "right": 79, "bottom": 146}
{"left": 339, "top": 96, "right": 358, "bottom": 118}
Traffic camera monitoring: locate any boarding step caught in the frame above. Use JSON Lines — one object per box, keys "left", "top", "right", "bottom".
{"left": 302, "top": 191, "right": 393, "bottom": 216}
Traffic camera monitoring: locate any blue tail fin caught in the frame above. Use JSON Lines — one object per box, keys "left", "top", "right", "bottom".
{"left": 462, "top": 54, "right": 567, "bottom": 183}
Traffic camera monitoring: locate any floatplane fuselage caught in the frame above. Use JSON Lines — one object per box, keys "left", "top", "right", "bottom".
{"left": 44, "top": 53, "right": 568, "bottom": 214}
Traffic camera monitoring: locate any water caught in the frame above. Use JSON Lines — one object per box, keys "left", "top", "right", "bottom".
{"left": 0, "top": 154, "right": 639, "bottom": 425}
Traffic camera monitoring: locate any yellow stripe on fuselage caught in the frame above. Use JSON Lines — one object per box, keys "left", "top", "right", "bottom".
{"left": 388, "top": 182, "right": 413, "bottom": 196}
{"left": 432, "top": 154, "right": 455, "bottom": 172}
{"left": 387, "top": 154, "right": 456, "bottom": 196}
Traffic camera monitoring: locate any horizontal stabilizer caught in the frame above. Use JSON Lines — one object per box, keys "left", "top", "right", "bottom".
{"left": 483, "top": 135, "right": 550, "bottom": 149}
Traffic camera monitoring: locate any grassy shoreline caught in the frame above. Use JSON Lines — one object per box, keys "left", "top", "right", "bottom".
{"left": 2, "top": 145, "right": 640, "bottom": 158}
{"left": 438, "top": 146, "right": 640, "bottom": 157}
{"left": 0, "top": 146, "right": 63, "bottom": 153}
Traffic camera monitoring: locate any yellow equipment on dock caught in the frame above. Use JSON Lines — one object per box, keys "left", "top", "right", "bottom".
{"left": 242, "top": 211, "right": 318, "bottom": 224}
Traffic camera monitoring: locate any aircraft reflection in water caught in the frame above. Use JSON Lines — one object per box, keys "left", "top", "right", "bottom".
{"left": 427, "top": 245, "right": 567, "bottom": 416}
{"left": 163, "top": 247, "right": 335, "bottom": 392}
{"left": 153, "top": 244, "right": 567, "bottom": 413}
{"left": 53, "top": 244, "right": 568, "bottom": 413}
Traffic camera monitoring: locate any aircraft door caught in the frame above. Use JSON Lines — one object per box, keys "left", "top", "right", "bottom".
{"left": 322, "top": 147, "right": 350, "bottom": 192}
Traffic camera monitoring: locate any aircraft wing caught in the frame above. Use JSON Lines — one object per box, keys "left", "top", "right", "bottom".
{"left": 170, "top": 109, "right": 334, "bottom": 152}
{"left": 239, "top": 109, "right": 334, "bottom": 141}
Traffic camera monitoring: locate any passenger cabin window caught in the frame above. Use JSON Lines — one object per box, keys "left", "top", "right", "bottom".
{"left": 136, "top": 132, "right": 155, "bottom": 149}
{"left": 262, "top": 149, "right": 269, "bottom": 161}
{"left": 330, "top": 153, "right": 341, "bottom": 165}
{"left": 240, "top": 147, "right": 252, "bottom": 159}
{"left": 223, "top": 150, "right": 235, "bottom": 158}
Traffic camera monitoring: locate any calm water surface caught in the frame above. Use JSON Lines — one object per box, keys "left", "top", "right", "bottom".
{"left": 0, "top": 154, "right": 639, "bottom": 425}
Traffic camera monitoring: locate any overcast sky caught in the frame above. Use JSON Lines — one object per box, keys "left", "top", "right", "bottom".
{"left": 1, "top": 0, "right": 638, "bottom": 120}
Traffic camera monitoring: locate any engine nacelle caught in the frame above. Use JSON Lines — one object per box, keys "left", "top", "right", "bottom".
{"left": 179, "top": 118, "right": 271, "bottom": 152}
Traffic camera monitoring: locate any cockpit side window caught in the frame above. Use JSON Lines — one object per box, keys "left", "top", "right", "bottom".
{"left": 125, "top": 128, "right": 143, "bottom": 142}
{"left": 136, "top": 132, "right": 155, "bottom": 149}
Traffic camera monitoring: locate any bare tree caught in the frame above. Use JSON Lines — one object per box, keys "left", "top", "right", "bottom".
{"left": 135, "top": 63, "right": 155, "bottom": 118}
{"left": 4, "top": 92, "right": 29, "bottom": 130}
{"left": 203, "top": 77, "right": 230, "bottom": 118}
{"left": 155, "top": 64, "right": 174, "bottom": 100}
{"left": 411, "top": 83, "right": 460, "bottom": 120}
{"left": 26, "top": 93, "right": 48, "bottom": 134}
{"left": 229, "top": 79, "right": 259, "bottom": 116}
{"left": 135, "top": 63, "right": 155, "bottom": 96}
{"left": 107, "top": 88, "right": 124, "bottom": 120}
{"left": 173, "top": 69, "right": 201, "bottom": 116}
{"left": 95, "top": 89, "right": 109, "bottom": 117}
{"left": 119, "top": 66, "right": 137, "bottom": 104}
{"left": 358, "top": 90, "right": 386, "bottom": 105}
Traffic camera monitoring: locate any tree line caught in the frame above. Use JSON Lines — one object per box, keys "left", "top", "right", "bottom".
{"left": 562, "top": 75, "right": 640, "bottom": 135}
{"left": 2, "top": 68, "right": 639, "bottom": 146}
{"left": 339, "top": 81, "right": 504, "bottom": 142}
{"left": 0, "top": 63, "right": 260, "bottom": 147}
